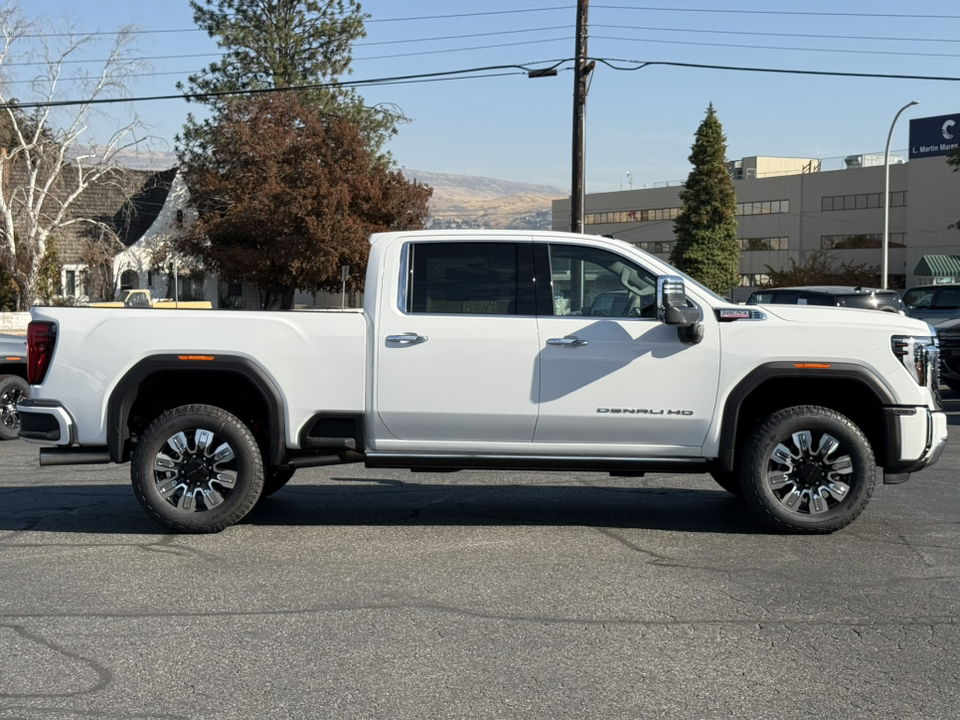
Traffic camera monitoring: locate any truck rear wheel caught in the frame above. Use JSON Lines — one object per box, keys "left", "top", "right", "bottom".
{"left": 740, "top": 405, "right": 875, "bottom": 533}
{"left": 131, "top": 404, "right": 264, "bottom": 533}
{"left": 0, "top": 374, "right": 29, "bottom": 441}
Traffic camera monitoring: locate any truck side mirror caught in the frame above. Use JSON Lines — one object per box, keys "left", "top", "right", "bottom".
{"left": 657, "top": 276, "right": 703, "bottom": 344}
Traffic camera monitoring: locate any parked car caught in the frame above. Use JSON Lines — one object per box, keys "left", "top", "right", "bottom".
{"left": 746, "top": 286, "right": 905, "bottom": 313}
{"left": 0, "top": 333, "right": 29, "bottom": 441}
{"left": 902, "top": 284, "right": 960, "bottom": 325}
{"left": 18, "top": 231, "right": 946, "bottom": 535}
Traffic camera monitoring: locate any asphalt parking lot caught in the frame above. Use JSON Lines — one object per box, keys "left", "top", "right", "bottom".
{"left": 0, "top": 405, "right": 958, "bottom": 720}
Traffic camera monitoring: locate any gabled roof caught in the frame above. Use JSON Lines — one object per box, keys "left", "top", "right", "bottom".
{"left": 6, "top": 162, "right": 178, "bottom": 263}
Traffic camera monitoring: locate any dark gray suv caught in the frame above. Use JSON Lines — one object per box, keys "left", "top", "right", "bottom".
{"left": 746, "top": 286, "right": 905, "bottom": 313}
{"left": 902, "top": 284, "right": 960, "bottom": 325}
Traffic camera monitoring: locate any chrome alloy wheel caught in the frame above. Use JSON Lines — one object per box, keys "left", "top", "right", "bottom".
{"left": 0, "top": 385, "right": 25, "bottom": 429}
{"left": 767, "top": 430, "right": 853, "bottom": 515}
{"left": 153, "top": 429, "right": 239, "bottom": 512}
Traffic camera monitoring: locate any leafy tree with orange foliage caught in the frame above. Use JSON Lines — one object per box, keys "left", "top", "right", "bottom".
{"left": 177, "top": 92, "right": 432, "bottom": 309}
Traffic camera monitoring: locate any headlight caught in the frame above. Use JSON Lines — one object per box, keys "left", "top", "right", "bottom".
{"left": 892, "top": 335, "right": 939, "bottom": 386}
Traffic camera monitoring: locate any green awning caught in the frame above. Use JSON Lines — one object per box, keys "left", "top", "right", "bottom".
{"left": 915, "top": 254, "right": 960, "bottom": 277}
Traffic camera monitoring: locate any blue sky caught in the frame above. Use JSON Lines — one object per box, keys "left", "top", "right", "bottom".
{"left": 12, "top": 1, "right": 960, "bottom": 192}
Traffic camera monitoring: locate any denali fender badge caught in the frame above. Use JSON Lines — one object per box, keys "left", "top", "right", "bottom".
{"left": 716, "top": 309, "right": 767, "bottom": 321}
{"left": 597, "top": 408, "right": 693, "bottom": 415}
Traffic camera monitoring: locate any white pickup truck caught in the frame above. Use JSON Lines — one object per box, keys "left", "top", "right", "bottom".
{"left": 17, "top": 231, "right": 947, "bottom": 534}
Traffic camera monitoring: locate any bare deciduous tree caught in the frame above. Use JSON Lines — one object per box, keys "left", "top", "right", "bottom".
{"left": 0, "top": 3, "right": 149, "bottom": 308}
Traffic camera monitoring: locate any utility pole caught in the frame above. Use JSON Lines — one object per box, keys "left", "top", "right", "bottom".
{"left": 570, "top": 0, "right": 591, "bottom": 234}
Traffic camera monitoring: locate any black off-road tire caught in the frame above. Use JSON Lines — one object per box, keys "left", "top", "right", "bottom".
{"left": 740, "top": 405, "right": 876, "bottom": 534}
{"left": 261, "top": 466, "right": 296, "bottom": 498}
{"left": 0, "top": 374, "right": 29, "bottom": 441}
{"left": 131, "top": 404, "right": 264, "bottom": 533}
{"left": 709, "top": 469, "right": 743, "bottom": 497}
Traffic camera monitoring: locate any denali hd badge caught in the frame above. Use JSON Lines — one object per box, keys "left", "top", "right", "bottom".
{"left": 597, "top": 408, "right": 693, "bottom": 415}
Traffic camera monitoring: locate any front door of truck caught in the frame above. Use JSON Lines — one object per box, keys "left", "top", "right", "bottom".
{"left": 534, "top": 242, "right": 721, "bottom": 452}
{"left": 375, "top": 239, "right": 541, "bottom": 445}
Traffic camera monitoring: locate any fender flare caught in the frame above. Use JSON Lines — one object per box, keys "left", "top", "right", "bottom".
{"left": 717, "top": 361, "right": 895, "bottom": 474}
{"left": 106, "top": 354, "right": 286, "bottom": 465}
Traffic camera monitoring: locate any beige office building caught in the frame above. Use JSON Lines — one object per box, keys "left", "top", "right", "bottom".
{"left": 552, "top": 151, "right": 960, "bottom": 301}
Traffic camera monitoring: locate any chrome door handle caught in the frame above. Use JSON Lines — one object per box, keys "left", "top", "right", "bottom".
{"left": 546, "top": 336, "right": 589, "bottom": 347}
{"left": 386, "top": 333, "right": 429, "bottom": 344}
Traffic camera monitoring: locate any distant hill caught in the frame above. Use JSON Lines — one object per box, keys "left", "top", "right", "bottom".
{"left": 402, "top": 169, "right": 567, "bottom": 230}
{"left": 99, "top": 157, "right": 567, "bottom": 231}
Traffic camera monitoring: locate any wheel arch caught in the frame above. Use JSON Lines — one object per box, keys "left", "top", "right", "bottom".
{"left": 718, "top": 362, "right": 896, "bottom": 475}
{"left": 0, "top": 363, "right": 28, "bottom": 381}
{"left": 106, "top": 354, "right": 286, "bottom": 466}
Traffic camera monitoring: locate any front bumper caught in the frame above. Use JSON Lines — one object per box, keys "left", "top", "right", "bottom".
{"left": 882, "top": 407, "right": 948, "bottom": 483}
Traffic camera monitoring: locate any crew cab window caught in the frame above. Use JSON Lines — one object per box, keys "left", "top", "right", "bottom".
{"left": 548, "top": 244, "right": 657, "bottom": 318}
{"left": 407, "top": 242, "right": 534, "bottom": 315}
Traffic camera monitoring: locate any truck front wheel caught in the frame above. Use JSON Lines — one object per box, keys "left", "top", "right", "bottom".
{"left": 740, "top": 405, "right": 875, "bottom": 533}
{"left": 131, "top": 404, "right": 265, "bottom": 533}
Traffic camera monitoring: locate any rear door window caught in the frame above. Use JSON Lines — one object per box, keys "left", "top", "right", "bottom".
{"left": 407, "top": 242, "right": 535, "bottom": 315}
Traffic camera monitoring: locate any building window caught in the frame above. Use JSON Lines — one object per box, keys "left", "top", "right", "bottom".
{"left": 179, "top": 275, "right": 206, "bottom": 302}
{"left": 65, "top": 270, "right": 76, "bottom": 297}
{"left": 734, "top": 200, "right": 789, "bottom": 216}
{"left": 820, "top": 233, "right": 905, "bottom": 249}
{"left": 228, "top": 282, "right": 242, "bottom": 296}
{"left": 585, "top": 205, "right": 682, "bottom": 225}
{"left": 821, "top": 192, "right": 907, "bottom": 211}
{"left": 741, "top": 237, "right": 789, "bottom": 251}
{"left": 637, "top": 241, "right": 674, "bottom": 254}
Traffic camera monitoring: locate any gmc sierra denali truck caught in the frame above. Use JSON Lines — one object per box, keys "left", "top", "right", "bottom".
{"left": 17, "top": 231, "right": 947, "bottom": 534}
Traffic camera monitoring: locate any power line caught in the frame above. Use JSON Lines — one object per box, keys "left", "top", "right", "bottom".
{"left": 0, "top": 35, "right": 571, "bottom": 69}
{"left": 591, "top": 23, "right": 960, "bottom": 45}
{"left": 593, "top": 5, "right": 960, "bottom": 20}
{"left": 595, "top": 57, "right": 960, "bottom": 82}
{"left": 593, "top": 35, "right": 960, "bottom": 59}
{"left": 6, "top": 55, "right": 960, "bottom": 111}
{"left": 0, "top": 64, "right": 540, "bottom": 110}
{"left": 12, "top": 6, "right": 575, "bottom": 39}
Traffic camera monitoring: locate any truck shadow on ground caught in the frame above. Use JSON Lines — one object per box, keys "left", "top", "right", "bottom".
{"left": 0, "top": 480, "right": 768, "bottom": 535}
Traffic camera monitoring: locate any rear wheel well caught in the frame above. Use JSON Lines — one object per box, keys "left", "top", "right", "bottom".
{"left": 124, "top": 370, "right": 273, "bottom": 463}
{"left": 725, "top": 377, "right": 887, "bottom": 472}
{"left": 0, "top": 365, "right": 27, "bottom": 381}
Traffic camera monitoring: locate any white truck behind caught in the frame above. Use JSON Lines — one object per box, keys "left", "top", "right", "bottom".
{"left": 17, "top": 231, "right": 947, "bottom": 533}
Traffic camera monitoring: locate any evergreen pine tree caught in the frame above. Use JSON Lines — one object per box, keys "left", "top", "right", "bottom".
{"left": 670, "top": 104, "right": 740, "bottom": 295}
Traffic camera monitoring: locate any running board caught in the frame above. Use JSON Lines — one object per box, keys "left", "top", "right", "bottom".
{"left": 364, "top": 453, "right": 708, "bottom": 474}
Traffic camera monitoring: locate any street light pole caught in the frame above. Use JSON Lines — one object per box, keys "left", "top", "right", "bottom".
{"left": 883, "top": 100, "right": 919, "bottom": 289}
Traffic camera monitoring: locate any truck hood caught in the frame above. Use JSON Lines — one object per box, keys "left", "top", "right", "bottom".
{"left": 755, "top": 304, "right": 934, "bottom": 334}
